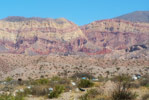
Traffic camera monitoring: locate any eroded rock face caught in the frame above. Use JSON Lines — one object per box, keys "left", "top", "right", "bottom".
{"left": 0, "top": 17, "right": 149, "bottom": 57}
{"left": 0, "top": 18, "right": 88, "bottom": 55}
{"left": 81, "top": 19, "right": 149, "bottom": 52}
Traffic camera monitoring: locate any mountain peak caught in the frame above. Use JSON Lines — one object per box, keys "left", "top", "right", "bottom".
{"left": 115, "top": 11, "right": 149, "bottom": 23}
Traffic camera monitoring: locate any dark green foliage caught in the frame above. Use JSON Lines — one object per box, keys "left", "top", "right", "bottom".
{"left": 78, "top": 79, "right": 94, "bottom": 88}
{"left": 48, "top": 85, "right": 65, "bottom": 99}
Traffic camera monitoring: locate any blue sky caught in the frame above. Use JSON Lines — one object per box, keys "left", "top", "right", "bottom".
{"left": 0, "top": 0, "right": 149, "bottom": 25}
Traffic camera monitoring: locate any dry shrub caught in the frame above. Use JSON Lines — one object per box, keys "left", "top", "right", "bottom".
{"left": 31, "top": 85, "right": 49, "bottom": 96}
{"left": 142, "top": 93, "right": 149, "bottom": 100}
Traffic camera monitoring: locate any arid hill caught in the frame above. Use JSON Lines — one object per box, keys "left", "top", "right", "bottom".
{"left": 0, "top": 12, "right": 149, "bottom": 80}
{"left": 0, "top": 15, "right": 149, "bottom": 59}
{"left": 0, "top": 54, "right": 148, "bottom": 80}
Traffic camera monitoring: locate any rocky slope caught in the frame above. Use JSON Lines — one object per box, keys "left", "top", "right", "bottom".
{"left": 0, "top": 15, "right": 149, "bottom": 58}
{"left": 0, "top": 54, "right": 148, "bottom": 80}
{"left": 0, "top": 14, "right": 149, "bottom": 79}
{"left": 115, "top": 11, "right": 149, "bottom": 23}
{"left": 81, "top": 19, "right": 149, "bottom": 58}
{"left": 0, "top": 17, "right": 88, "bottom": 55}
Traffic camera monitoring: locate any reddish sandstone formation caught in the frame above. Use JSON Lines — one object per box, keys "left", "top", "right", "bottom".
{"left": 81, "top": 19, "right": 149, "bottom": 51}
{"left": 0, "top": 18, "right": 88, "bottom": 55}
{"left": 0, "top": 17, "right": 148, "bottom": 57}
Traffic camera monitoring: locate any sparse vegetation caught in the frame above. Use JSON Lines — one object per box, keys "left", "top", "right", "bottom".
{"left": 140, "top": 74, "right": 149, "bottom": 87}
{"left": 72, "top": 73, "right": 95, "bottom": 79}
{"left": 112, "top": 90, "right": 137, "bottom": 100}
{"left": 0, "top": 69, "right": 148, "bottom": 100}
{"left": 0, "top": 94, "right": 15, "bottom": 100}
{"left": 142, "top": 93, "right": 149, "bottom": 100}
{"left": 5, "top": 77, "right": 13, "bottom": 82}
{"left": 79, "top": 89, "right": 100, "bottom": 100}
{"left": 78, "top": 79, "right": 94, "bottom": 88}
{"left": 111, "top": 75, "right": 137, "bottom": 100}
{"left": 0, "top": 93, "right": 25, "bottom": 100}
{"left": 48, "top": 85, "right": 65, "bottom": 99}
{"left": 31, "top": 85, "right": 49, "bottom": 96}
{"left": 31, "top": 78, "right": 50, "bottom": 85}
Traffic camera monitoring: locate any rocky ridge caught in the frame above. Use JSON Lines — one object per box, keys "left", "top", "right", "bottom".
{"left": 0, "top": 13, "right": 149, "bottom": 58}
{"left": 115, "top": 11, "right": 149, "bottom": 23}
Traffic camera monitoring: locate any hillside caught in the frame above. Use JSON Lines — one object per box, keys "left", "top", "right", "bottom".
{"left": 0, "top": 12, "right": 149, "bottom": 59}
{"left": 115, "top": 11, "right": 149, "bottom": 23}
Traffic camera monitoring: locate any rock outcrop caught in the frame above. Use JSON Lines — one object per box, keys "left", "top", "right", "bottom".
{"left": 81, "top": 19, "right": 149, "bottom": 57}
{"left": 0, "top": 17, "right": 88, "bottom": 55}
{"left": 0, "top": 16, "right": 149, "bottom": 58}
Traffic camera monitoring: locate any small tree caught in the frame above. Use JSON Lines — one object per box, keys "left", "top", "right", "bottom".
{"left": 111, "top": 75, "right": 137, "bottom": 100}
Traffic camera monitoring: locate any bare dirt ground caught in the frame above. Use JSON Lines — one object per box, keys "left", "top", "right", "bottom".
{"left": 0, "top": 54, "right": 148, "bottom": 80}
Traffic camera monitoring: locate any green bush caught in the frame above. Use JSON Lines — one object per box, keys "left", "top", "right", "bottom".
{"left": 48, "top": 85, "right": 65, "bottom": 99}
{"left": 23, "top": 88, "right": 32, "bottom": 96}
{"left": 15, "top": 92, "right": 25, "bottom": 100}
{"left": 5, "top": 77, "right": 13, "bottom": 82}
{"left": 0, "top": 94, "right": 15, "bottom": 100}
{"left": 0, "top": 93, "right": 24, "bottom": 100}
{"left": 78, "top": 79, "right": 94, "bottom": 88}
{"left": 49, "top": 76, "right": 71, "bottom": 92}
{"left": 32, "top": 78, "right": 50, "bottom": 85}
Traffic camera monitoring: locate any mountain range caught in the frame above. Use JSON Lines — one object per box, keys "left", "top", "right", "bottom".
{"left": 0, "top": 11, "right": 149, "bottom": 59}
